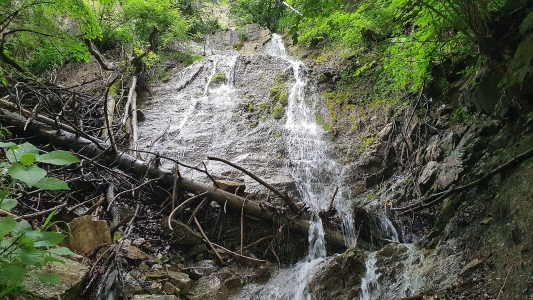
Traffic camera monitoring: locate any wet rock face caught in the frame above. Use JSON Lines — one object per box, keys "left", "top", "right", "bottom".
{"left": 189, "top": 274, "right": 230, "bottom": 300}
{"left": 139, "top": 40, "right": 296, "bottom": 195}
{"left": 307, "top": 251, "right": 366, "bottom": 299}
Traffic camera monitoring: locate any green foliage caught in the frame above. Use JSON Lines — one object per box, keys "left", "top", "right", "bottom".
{"left": 0, "top": 0, "right": 102, "bottom": 74}
{"left": 359, "top": 133, "right": 377, "bottom": 153}
{"left": 177, "top": 0, "right": 220, "bottom": 35}
{"left": 269, "top": 81, "right": 289, "bottom": 106}
{"left": 233, "top": 42, "right": 244, "bottom": 50}
{"left": 210, "top": 72, "right": 227, "bottom": 85}
{"left": 184, "top": 54, "right": 203, "bottom": 67}
{"left": 272, "top": 105, "right": 284, "bottom": 119}
{"left": 120, "top": 0, "right": 190, "bottom": 47}
{"left": 451, "top": 107, "right": 472, "bottom": 124}
{"left": 275, "top": 0, "right": 523, "bottom": 95}
{"left": 0, "top": 142, "right": 79, "bottom": 297}
{"left": 230, "top": 0, "right": 287, "bottom": 32}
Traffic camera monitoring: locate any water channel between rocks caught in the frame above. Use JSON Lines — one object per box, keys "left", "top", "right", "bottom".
{"left": 138, "top": 31, "right": 458, "bottom": 299}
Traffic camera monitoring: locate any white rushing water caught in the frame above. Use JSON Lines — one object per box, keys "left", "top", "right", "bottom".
{"left": 258, "top": 34, "right": 355, "bottom": 299}
{"left": 138, "top": 31, "right": 461, "bottom": 300}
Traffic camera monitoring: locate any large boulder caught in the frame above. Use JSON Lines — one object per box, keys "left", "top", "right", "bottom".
{"left": 62, "top": 215, "right": 111, "bottom": 254}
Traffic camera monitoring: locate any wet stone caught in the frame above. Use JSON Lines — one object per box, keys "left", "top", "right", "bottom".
{"left": 217, "top": 267, "right": 245, "bottom": 289}
{"left": 167, "top": 271, "right": 192, "bottom": 295}
{"left": 164, "top": 281, "right": 180, "bottom": 295}
{"left": 189, "top": 274, "right": 230, "bottom": 300}
{"left": 172, "top": 222, "right": 202, "bottom": 246}
{"left": 133, "top": 295, "right": 179, "bottom": 300}
{"left": 418, "top": 161, "right": 439, "bottom": 190}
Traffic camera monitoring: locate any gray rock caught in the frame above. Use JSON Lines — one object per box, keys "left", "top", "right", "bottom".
{"left": 189, "top": 274, "right": 230, "bottom": 300}
{"left": 217, "top": 267, "right": 245, "bottom": 289}
{"left": 189, "top": 260, "right": 219, "bottom": 277}
{"left": 62, "top": 215, "right": 111, "bottom": 254}
{"left": 124, "top": 271, "right": 145, "bottom": 298}
{"left": 133, "top": 295, "right": 180, "bottom": 300}
{"left": 167, "top": 271, "right": 192, "bottom": 295}
{"left": 418, "top": 161, "right": 439, "bottom": 189}
{"left": 172, "top": 222, "right": 202, "bottom": 246}
{"left": 24, "top": 256, "right": 89, "bottom": 300}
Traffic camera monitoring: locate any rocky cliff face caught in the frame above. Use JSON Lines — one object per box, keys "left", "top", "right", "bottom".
{"left": 137, "top": 25, "right": 533, "bottom": 299}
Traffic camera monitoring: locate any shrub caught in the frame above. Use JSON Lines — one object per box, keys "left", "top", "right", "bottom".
{"left": 0, "top": 142, "right": 80, "bottom": 297}
{"left": 272, "top": 105, "right": 284, "bottom": 119}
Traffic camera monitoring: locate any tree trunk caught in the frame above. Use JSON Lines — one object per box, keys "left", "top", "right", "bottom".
{"left": 0, "top": 108, "right": 349, "bottom": 248}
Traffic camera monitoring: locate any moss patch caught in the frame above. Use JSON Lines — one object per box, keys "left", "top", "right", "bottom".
{"left": 273, "top": 105, "right": 284, "bottom": 119}
{"left": 359, "top": 133, "right": 377, "bottom": 153}
{"left": 210, "top": 72, "right": 226, "bottom": 85}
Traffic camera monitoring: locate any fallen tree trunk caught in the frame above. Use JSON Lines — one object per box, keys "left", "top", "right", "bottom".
{"left": 0, "top": 108, "right": 349, "bottom": 248}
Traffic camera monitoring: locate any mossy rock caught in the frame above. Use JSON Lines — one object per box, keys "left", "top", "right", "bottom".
{"left": 210, "top": 72, "right": 226, "bottom": 85}
{"left": 273, "top": 105, "right": 284, "bottom": 119}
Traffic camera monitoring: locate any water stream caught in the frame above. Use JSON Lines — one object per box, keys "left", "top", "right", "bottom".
{"left": 243, "top": 34, "right": 353, "bottom": 299}
{"left": 138, "top": 31, "right": 417, "bottom": 299}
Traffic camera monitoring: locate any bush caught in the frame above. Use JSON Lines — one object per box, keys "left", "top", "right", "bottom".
{"left": 0, "top": 142, "right": 80, "bottom": 297}
{"left": 272, "top": 105, "right": 284, "bottom": 119}
{"left": 210, "top": 72, "right": 227, "bottom": 85}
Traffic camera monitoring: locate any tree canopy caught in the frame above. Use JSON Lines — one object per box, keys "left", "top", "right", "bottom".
{"left": 0, "top": 0, "right": 196, "bottom": 80}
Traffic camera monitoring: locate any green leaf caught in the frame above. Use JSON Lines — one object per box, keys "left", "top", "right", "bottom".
{"left": 17, "top": 248, "right": 46, "bottom": 267}
{"left": 0, "top": 263, "right": 26, "bottom": 283}
{"left": 20, "top": 153, "right": 37, "bottom": 166}
{"left": 42, "top": 210, "right": 58, "bottom": 231}
{"left": 0, "top": 142, "right": 16, "bottom": 148}
{"left": 0, "top": 215, "right": 17, "bottom": 242}
{"left": 6, "top": 142, "right": 39, "bottom": 163}
{"left": 44, "top": 255, "right": 65, "bottom": 264}
{"left": 33, "top": 177, "right": 70, "bottom": 191}
{"left": 29, "top": 271, "right": 62, "bottom": 284}
{"left": 0, "top": 198, "right": 18, "bottom": 212}
{"left": 11, "top": 219, "right": 32, "bottom": 238}
{"left": 8, "top": 163, "right": 47, "bottom": 187}
{"left": 47, "top": 247, "right": 78, "bottom": 256}
{"left": 0, "top": 190, "right": 9, "bottom": 200}
{"left": 36, "top": 150, "right": 80, "bottom": 165}
{"left": 25, "top": 231, "right": 66, "bottom": 247}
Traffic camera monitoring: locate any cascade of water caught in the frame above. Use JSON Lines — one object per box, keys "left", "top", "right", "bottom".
{"left": 267, "top": 33, "right": 354, "bottom": 238}
{"left": 204, "top": 58, "right": 219, "bottom": 95}
{"left": 360, "top": 252, "right": 381, "bottom": 300}
{"left": 265, "top": 33, "right": 344, "bottom": 299}
{"left": 225, "top": 55, "right": 238, "bottom": 87}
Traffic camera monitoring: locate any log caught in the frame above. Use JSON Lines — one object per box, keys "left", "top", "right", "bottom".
{"left": 0, "top": 108, "right": 349, "bottom": 248}
{"left": 207, "top": 156, "right": 299, "bottom": 213}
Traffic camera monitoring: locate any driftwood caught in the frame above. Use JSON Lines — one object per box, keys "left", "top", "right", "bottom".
{"left": 207, "top": 156, "right": 300, "bottom": 213}
{"left": 1, "top": 108, "right": 348, "bottom": 248}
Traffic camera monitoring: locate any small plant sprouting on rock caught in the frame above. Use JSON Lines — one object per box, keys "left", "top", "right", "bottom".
{"left": 210, "top": 72, "right": 226, "bottom": 85}
{"left": 272, "top": 105, "right": 284, "bottom": 119}
{"left": 359, "top": 133, "right": 377, "bottom": 153}
{"left": 233, "top": 41, "right": 244, "bottom": 50}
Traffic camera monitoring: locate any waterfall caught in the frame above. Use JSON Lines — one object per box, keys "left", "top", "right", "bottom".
{"left": 265, "top": 33, "right": 352, "bottom": 298}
